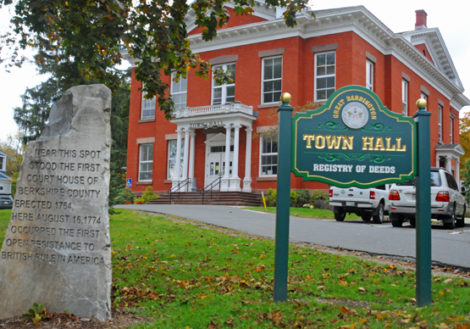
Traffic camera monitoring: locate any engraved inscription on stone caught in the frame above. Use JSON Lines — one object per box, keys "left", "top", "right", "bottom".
{"left": 0, "top": 85, "right": 112, "bottom": 321}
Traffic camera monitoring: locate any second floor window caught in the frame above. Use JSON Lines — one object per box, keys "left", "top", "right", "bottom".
{"left": 402, "top": 79, "right": 409, "bottom": 116}
{"left": 315, "top": 51, "right": 336, "bottom": 101}
{"left": 450, "top": 114, "right": 454, "bottom": 144}
{"left": 141, "top": 84, "right": 156, "bottom": 120}
{"left": 212, "top": 63, "right": 235, "bottom": 105}
{"left": 438, "top": 104, "right": 443, "bottom": 143}
{"left": 366, "top": 59, "right": 374, "bottom": 91}
{"left": 262, "top": 56, "right": 282, "bottom": 104}
{"left": 171, "top": 73, "right": 188, "bottom": 110}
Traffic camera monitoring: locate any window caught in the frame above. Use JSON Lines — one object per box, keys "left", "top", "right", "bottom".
{"left": 212, "top": 63, "right": 235, "bottom": 105}
{"left": 402, "top": 79, "right": 409, "bottom": 116}
{"left": 262, "top": 57, "right": 282, "bottom": 104}
{"left": 171, "top": 72, "right": 187, "bottom": 110}
{"left": 450, "top": 114, "right": 454, "bottom": 144}
{"left": 167, "top": 139, "right": 184, "bottom": 180}
{"left": 420, "top": 92, "right": 428, "bottom": 110}
{"left": 366, "top": 59, "right": 374, "bottom": 91}
{"left": 259, "top": 135, "right": 278, "bottom": 176}
{"left": 438, "top": 104, "right": 443, "bottom": 143}
{"left": 141, "top": 85, "right": 156, "bottom": 120}
{"left": 0, "top": 156, "right": 4, "bottom": 171}
{"left": 138, "top": 143, "right": 153, "bottom": 181}
{"left": 315, "top": 51, "right": 336, "bottom": 101}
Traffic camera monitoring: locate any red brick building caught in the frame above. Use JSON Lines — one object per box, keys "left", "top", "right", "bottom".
{"left": 126, "top": 5, "right": 469, "bottom": 196}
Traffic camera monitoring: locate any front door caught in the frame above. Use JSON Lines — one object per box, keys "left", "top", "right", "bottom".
{"left": 205, "top": 135, "right": 233, "bottom": 189}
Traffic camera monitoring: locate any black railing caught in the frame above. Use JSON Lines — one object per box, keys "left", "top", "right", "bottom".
{"left": 169, "top": 178, "right": 192, "bottom": 203}
{"left": 201, "top": 176, "right": 222, "bottom": 204}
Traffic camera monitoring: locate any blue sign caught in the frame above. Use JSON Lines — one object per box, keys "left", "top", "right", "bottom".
{"left": 126, "top": 178, "right": 132, "bottom": 188}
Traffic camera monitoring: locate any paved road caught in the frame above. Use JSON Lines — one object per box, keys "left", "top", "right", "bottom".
{"left": 118, "top": 204, "right": 470, "bottom": 269}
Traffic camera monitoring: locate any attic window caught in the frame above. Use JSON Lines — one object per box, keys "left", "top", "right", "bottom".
{"left": 422, "top": 49, "right": 426, "bottom": 56}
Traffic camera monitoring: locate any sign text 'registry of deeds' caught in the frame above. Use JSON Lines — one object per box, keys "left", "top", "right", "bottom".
{"left": 292, "top": 85, "right": 416, "bottom": 187}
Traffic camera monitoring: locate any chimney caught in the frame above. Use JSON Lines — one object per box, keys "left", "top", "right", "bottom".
{"left": 415, "top": 9, "right": 427, "bottom": 30}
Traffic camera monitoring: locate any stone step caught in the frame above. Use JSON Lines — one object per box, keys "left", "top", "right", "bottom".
{"left": 149, "top": 191, "right": 262, "bottom": 206}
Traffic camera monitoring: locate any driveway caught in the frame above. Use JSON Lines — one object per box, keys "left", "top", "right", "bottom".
{"left": 118, "top": 204, "right": 470, "bottom": 269}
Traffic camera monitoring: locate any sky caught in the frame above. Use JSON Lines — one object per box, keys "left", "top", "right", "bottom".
{"left": 1, "top": 0, "right": 470, "bottom": 143}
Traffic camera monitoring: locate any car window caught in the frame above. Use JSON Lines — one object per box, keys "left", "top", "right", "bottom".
{"left": 445, "top": 172, "right": 458, "bottom": 190}
{"left": 430, "top": 171, "right": 441, "bottom": 187}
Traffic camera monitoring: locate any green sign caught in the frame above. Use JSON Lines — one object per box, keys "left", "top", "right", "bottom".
{"left": 292, "top": 85, "right": 416, "bottom": 187}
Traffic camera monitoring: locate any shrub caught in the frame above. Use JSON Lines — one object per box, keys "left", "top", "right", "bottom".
{"left": 113, "top": 188, "right": 135, "bottom": 205}
{"left": 265, "top": 188, "right": 277, "bottom": 207}
{"left": 134, "top": 186, "right": 159, "bottom": 204}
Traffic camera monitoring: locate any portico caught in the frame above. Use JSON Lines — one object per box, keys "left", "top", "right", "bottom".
{"left": 435, "top": 144, "right": 465, "bottom": 187}
{"left": 170, "top": 103, "right": 256, "bottom": 192}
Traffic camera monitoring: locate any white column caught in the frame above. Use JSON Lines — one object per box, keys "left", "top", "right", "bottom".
{"left": 182, "top": 128, "right": 190, "bottom": 190}
{"left": 229, "top": 123, "right": 241, "bottom": 191}
{"left": 172, "top": 127, "right": 183, "bottom": 189}
{"left": 243, "top": 126, "right": 253, "bottom": 192}
{"left": 221, "top": 123, "right": 231, "bottom": 191}
{"left": 189, "top": 129, "right": 196, "bottom": 191}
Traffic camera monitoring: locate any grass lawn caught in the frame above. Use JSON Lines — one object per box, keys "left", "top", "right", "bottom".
{"left": 246, "top": 206, "right": 361, "bottom": 220}
{"left": 1, "top": 208, "right": 469, "bottom": 328}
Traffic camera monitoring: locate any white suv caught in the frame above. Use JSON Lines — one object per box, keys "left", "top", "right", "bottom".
{"left": 388, "top": 168, "right": 467, "bottom": 229}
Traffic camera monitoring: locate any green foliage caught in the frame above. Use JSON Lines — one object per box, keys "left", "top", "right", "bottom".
{"left": 462, "top": 158, "right": 470, "bottom": 205}
{"left": 22, "top": 303, "right": 48, "bottom": 325}
{"left": 108, "top": 70, "right": 131, "bottom": 206}
{"left": 134, "top": 186, "right": 159, "bottom": 204}
{"left": 265, "top": 189, "right": 329, "bottom": 208}
{"left": 113, "top": 188, "right": 136, "bottom": 205}
{"left": 1, "top": 0, "right": 310, "bottom": 117}
{"left": 265, "top": 188, "right": 277, "bottom": 207}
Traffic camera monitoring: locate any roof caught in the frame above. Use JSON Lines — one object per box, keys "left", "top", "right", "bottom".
{"left": 0, "top": 172, "right": 10, "bottom": 180}
{"left": 186, "top": 4, "right": 470, "bottom": 109}
{"left": 0, "top": 150, "right": 6, "bottom": 157}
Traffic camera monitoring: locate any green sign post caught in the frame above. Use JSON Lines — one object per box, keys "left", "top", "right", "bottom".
{"left": 414, "top": 99, "right": 432, "bottom": 306}
{"left": 273, "top": 85, "right": 431, "bottom": 305}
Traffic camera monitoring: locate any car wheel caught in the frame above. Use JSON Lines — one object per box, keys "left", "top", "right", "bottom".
{"left": 456, "top": 204, "right": 466, "bottom": 228}
{"left": 373, "top": 202, "right": 384, "bottom": 224}
{"left": 334, "top": 207, "right": 346, "bottom": 222}
{"left": 390, "top": 213, "right": 403, "bottom": 227}
{"left": 444, "top": 206, "right": 456, "bottom": 229}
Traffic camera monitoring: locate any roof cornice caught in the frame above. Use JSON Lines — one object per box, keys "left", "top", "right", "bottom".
{"left": 188, "top": 5, "right": 470, "bottom": 108}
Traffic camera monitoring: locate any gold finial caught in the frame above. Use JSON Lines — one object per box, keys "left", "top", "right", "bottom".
{"left": 416, "top": 98, "right": 427, "bottom": 109}
{"left": 281, "top": 92, "right": 292, "bottom": 103}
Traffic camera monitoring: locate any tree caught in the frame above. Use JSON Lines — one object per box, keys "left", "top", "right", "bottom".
{"left": 13, "top": 78, "right": 60, "bottom": 144}
{"left": 459, "top": 111, "right": 470, "bottom": 166}
{"left": 0, "top": 0, "right": 310, "bottom": 117}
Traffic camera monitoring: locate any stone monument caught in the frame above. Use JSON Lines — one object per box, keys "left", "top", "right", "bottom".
{"left": 0, "top": 85, "right": 112, "bottom": 321}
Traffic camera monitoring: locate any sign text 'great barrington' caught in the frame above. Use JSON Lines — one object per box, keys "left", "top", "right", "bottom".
{"left": 292, "top": 85, "right": 416, "bottom": 187}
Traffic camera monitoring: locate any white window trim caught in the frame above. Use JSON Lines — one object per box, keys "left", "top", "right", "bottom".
{"left": 402, "top": 79, "right": 409, "bottom": 116}
{"left": 314, "top": 51, "right": 336, "bottom": 102}
{"left": 138, "top": 143, "right": 153, "bottom": 182}
{"left": 261, "top": 56, "right": 283, "bottom": 105}
{"left": 259, "top": 134, "right": 278, "bottom": 177}
{"left": 366, "top": 59, "right": 374, "bottom": 91}
{"left": 171, "top": 72, "right": 187, "bottom": 110}
{"left": 141, "top": 84, "right": 156, "bottom": 120}
{"left": 212, "top": 63, "right": 235, "bottom": 105}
